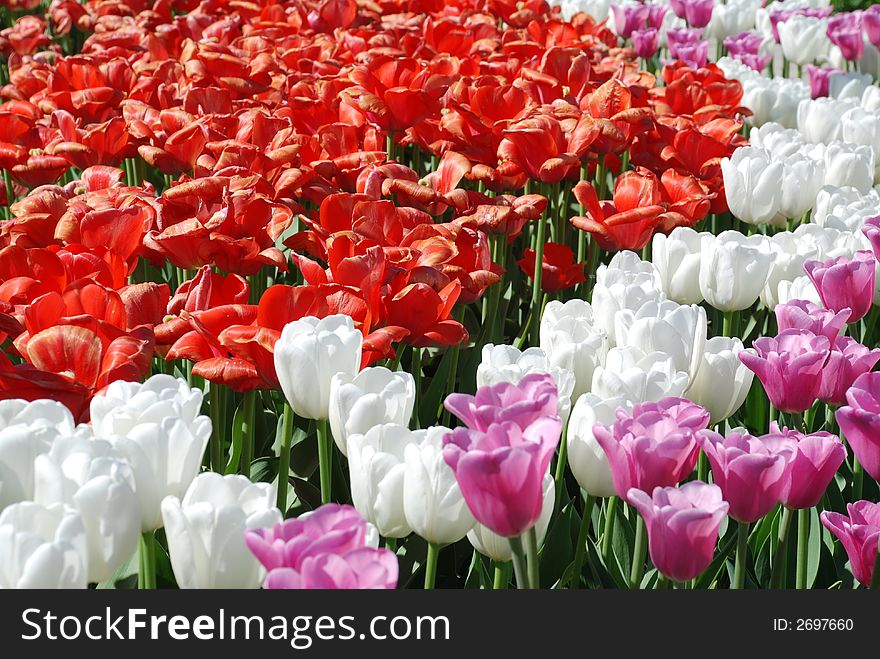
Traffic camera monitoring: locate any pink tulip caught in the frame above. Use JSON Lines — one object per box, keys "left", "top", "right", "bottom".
{"left": 697, "top": 430, "right": 794, "bottom": 523}
{"left": 669, "top": 0, "right": 687, "bottom": 20}
{"left": 775, "top": 299, "right": 849, "bottom": 341}
{"left": 804, "top": 251, "right": 876, "bottom": 323}
{"left": 864, "top": 6, "right": 880, "bottom": 49}
{"left": 724, "top": 32, "right": 763, "bottom": 58}
{"left": 828, "top": 13, "right": 865, "bottom": 62}
{"left": 245, "top": 504, "right": 398, "bottom": 590}
{"left": 806, "top": 65, "right": 843, "bottom": 100}
{"left": 443, "top": 372, "right": 557, "bottom": 433}
{"left": 820, "top": 500, "right": 880, "bottom": 586}
{"left": 611, "top": 2, "right": 649, "bottom": 39}
{"left": 647, "top": 4, "right": 668, "bottom": 29}
{"left": 836, "top": 371, "right": 880, "bottom": 480}
{"left": 739, "top": 330, "right": 831, "bottom": 413}
{"left": 593, "top": 397, "right": 709, "bottom": 502}
{"left": 629, "top": 482, "right": 728, "bottom": 582}
{"left": 443, "top": 417, "right": 561, "bottom": 537}
{"left": 861, "top": 216, "right": 880, "bottom": 260}
{"left": 818, "top": 336, "right": 880, "bottom": 406}
{"left": 632, "top": 28, "right": 661, "bottom": 59}
{"left": 763, "top": 423, "right": 847, "bottom": 510}
{"left": 681, "top": 0, "right": 714, "bottom": 28}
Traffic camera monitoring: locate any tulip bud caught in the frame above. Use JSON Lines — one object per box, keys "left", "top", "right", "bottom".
{"left": 567, "top": 393, "right": 630, "bottom": 498}
{"left": 686, "top": 336, "right": 754, "bottom": 425}
{"left": 699, "top": 230, "right": 773, "bottom": 312}
{"left": 652, "top": 227, "right": 711, "bottom": 305}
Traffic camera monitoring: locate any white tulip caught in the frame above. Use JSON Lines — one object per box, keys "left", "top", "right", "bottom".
{"left": 0, "top": 399, "right": 77, "bottom": 510}
{"left": 0, "top": 502, "right": 87, "bottom": 589}
{"left": 721, "top": 147, "right": 784, "bottom": 225}
{"left": 329, "top": 367, "right": 415, "bottom": 456}
{"left": 778, "top": 15, "right": 830, "bottom": 66}
{"left": 742, "top": 77, "right": 809, "bottom": 128}
{"left": 274, "top": 314, "right": 363, "bottom": 420}
{"left": 797, "top": 97, "right": 858, "bottom": 145}
{"left": 685, "top": 337, "right": 754, "bottom": 425}
{"left": 347, "top": 423, "right": 413, "bottom": 539}
{"left": 592, "top": 260, "right": 665, "bottom": 343}
{"left": 477, "top": 344, "right": 576, "bottom": 423}
{"left": 590, "top": 346, "right": 688, "bottom": 403}
{"left": 110, "top": 418, "right": 209, "bottom": 532}
{"left": 778, "top": 153, "right": 826, "bottom": 220}
{"left": 761, "top": 232, "right": 807, "bottom": 309}
{"left": 749, "top": 123, "right": 805, "bottom": 160}
{"left": 567, "top": 394, "right": 631, "bottom": 498}
{"left": 706, "top": 0, "right": 758, "bottom": 40}
{"left": 775, "top": 274, "right": 823, "bottom": 307}
{"left": 652, "top": 228, "right": 712, "bottom": 305}
{"left": 823, "top": 141, "right": 875, "bottom": 194}
{"left": 33, "top": 432, "right": 140, "bottom": 583}
{"left": 699, "top": 231, "right": 774, "bottom": 312}
{"left": 161, "top": 472, "right": 280, "bottom": 589}
{"left": 539, "top": 300, "right": 608, "bottom": 401}
{"left": 467, "top": 474, "right": 555, "bottom": 562}
{"left": 403, "top": 426, "right": 475, "bottom": 545}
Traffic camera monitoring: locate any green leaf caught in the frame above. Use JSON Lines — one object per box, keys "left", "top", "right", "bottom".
{"left": 95, "top": 549, "right": 140, "bottom": 589}
{"left": 538, "top": 502, "right": 575, "bottom": 588}
{"left": 806, "top": 507, "right": 822, "bottom": 588}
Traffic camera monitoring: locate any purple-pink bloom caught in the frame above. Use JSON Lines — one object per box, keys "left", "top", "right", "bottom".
{"left": 245, "top": 504, "right": 398, "bottom": 590}
{"left": 443, "top": 417, "right": 561, "bottom": 537}
{"left": 611, "top": 2, "right": 649, "bottom": 39}
{"left": 669, "top": 0, "right": 686, "bottom": 20}
{"left": 828, "top": 12, "right": 865, "bottom": 62}
{"left": 762, "top": 423, "right": 846, "bottom": 510}
{"left": 818, "top": 336, "right": 880, "bottom": 406}
{"left": 836, "top": 371, "right": 880, "bottom": 481}
{"left": 681, "top": 0, "right": 714, "bottom": 29}
{"left": 628, "top": 482, "right": 728, "bottom": 583}
{"left": 775, "top": 299, "right": 849, "bottom": 341}
{"left": 667, "top": 28, "right": 708, "bottom": 69}
{"left": 632, "top": 28, "right": 661, "bottom": 59}
{"left": 593, "top": 397, "right": 709, "bottom": 502}
{"left": 861, "top": 215, "right": 880, "bottom": 261}
{"left": 443, "top": 372, "right": 558, "bottom": 432}
{"left": 806, "top": 65, "right": 843, "bottom": 99}
{"left": 820, "top": 500, "right": 880, "bottom": 586}
{"left": 864, "top": 5, "right": 880, "bottom": 49}
{"left": 724, "top": 32, "right": 763, "bottom": 58}
{"left": 739, "top": 330, "right": 831, "bottom": 413}
{"left": 769, "top": 10, "right": 793, "bottom": 43}
{"left": 804, "top": 250, "right": 876, "bottom": 323}
{"left": 647, "top": 4, "right": 668, "bottom": 29}
{"left": 697, "top": 430, "right": 794, "bottom": 523}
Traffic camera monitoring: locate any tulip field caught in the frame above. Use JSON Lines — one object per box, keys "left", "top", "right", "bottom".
{"left": 2, "top": 0, "right": 880, "bottom": 593}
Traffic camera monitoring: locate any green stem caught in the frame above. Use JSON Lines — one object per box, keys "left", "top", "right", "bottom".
{"left": 630, "top": 515, "right": 647, "bottom": 589}
{"left": 697, "top": 451, "right": 708, "bottom": 482}
{"left": 384, "top": 537, "right": 397, "bottom": 553}
{"left": 411, "top": 347, "right": 422, "bottom": 429}
{"left": 508, "top": 535, "right": 530, "bottom": 589}
{"left": 276, "top": 401, "right": 294, "bottom": 513}
{"left": 316, "top": 418, "right": 332, "bottom": 504}
{"left": 240, "top": 390, "right": 256, "bottom": 478}
{"left": 722, "top": 311, "right": 734, "bottom": 338}
{"left": 771, "top": 507, "right": 795, "bottom": 589}
{"left": 523, "top": 525, "right": 540, "bottom": 589}
{"left": 733, "top": 521, "right": 749, "bottom": 589}
{"left": 493, "top": 561, "right": 511, "bottom": 590}
{"left": 529, "top": 216, "right": 547, "bottom": 347}
{"left": 424, "top": 542, "right": 440, "bottom": 589}
{"left": 138, "top": 531, "right": 156, "bottom": 590}
{"left": 796, "top": 508, "right": 809, "bottom": 589}
{"left": 601, "top": 496, "right": 617, "bottom": 566}
{"left": 553, "top": 421, "right": 569, "bottom": 511}
{"left": 570, "top": 493, "right": 595, "bottom": 589}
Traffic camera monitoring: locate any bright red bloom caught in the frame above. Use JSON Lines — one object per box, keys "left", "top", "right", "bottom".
{"left": 517, "top": 242, "right": 586, "bottom": 292}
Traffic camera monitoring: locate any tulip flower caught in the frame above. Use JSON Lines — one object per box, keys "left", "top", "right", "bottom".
{"left": 33, "top": 432, "right": 140, "bottom": 584}
{"left": 652, "top": 227, "right": 711, "bottom": 305}
{"left": 628, "top": 482, "right": 728, "bottom": 583}
{"left": 818, "top": 337, "right": 880, "bottom": 407}
{"left": 778, "top": 15, "right": 831, "bottom": 65}
{"left": 720, "top": 148, "right": 784, "bottom": 226}
{"left": 697, "top": 430, "right": 794, "bottom": 523}
{"left": 699, "top": 230, "right": 773, "bottom": 312}
{"left": 246, "top": 504, "right": 398, "bottom": 589}
{"left": 774, "top": 299, "right": 849, "bottom": 341}
{"left": 467, "top": 473, "right": 555, "bottom": 563}
{"left": 403, "top": 426, "right": 476, "bottom": 546}
{"left": 797, "top": 98, "right": 849, "bottom": 145}
{"left": 836, "top": 372, "right": 880, "bottom": 481}
{"left": 592, "top": 258, "right": 665, "bottom": 343}
{"left": 865, "top": 5, "right": 880, "bottom": 49}
{"left": 476, "top": 344, "right": 576, "bottom": 423}
{"left": 822, "top": 142, "right": 874, "bottom": 195}
{"left": 820, "top": 501, "right": 880, "bottom": 587}
{"left": 539, "top": 300, "right": 608, "bottom": 401}
{"left": 0, "top": 502, "right": 88, "bottom": 589}
{"left": 827, "top": 13, "right": 864, "bottom": 62}
{"left": 804, "top": 251, "right": 875, "bottom": 323}
{"left": 686, "top": 336, "right": 754, "bottom": 426}
{"left": 613, "top": 299, "right": 707, "bottom": 384}
{"left": 273, "top": 314, "right": 364, "bottom": 421}
{"left": 328, "top": 367, "right": 415, "bottom": 456}
{"left": 517, "top": 243, "right": 585, "bottom": 293}
{"left": 739, "top": 330, "right": 831, "bottom": 414}
{"left": 0, "top": 399, "right": 76, "bottom": 509}
{"left": 610, "top": 2, "right": 649, "bottom": 39}
{"left": 591, "top": 346, "right": 689, "bottom": 404}
{"left": 763, "top": 424, "right": 846, "bottom": 510}
{"left": 161, "top": 473, "right": 282, "bottom": 589}
{"left": 806, "top": 65, "right": 841, "bottom": 99}
{"left": 567, "top": 394, "right": 631, "bottom": 498}
{"left": 347, "top": 423, "right": 413, "bottom": 539}
{"left": 779, "top": 154, "right": 826, "bottom": 221}
{"left": 593, "top": 397, "right": 709, "bottom": 501}
{"left": 632, "top": 28, "right": 660, "bottom": 59}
